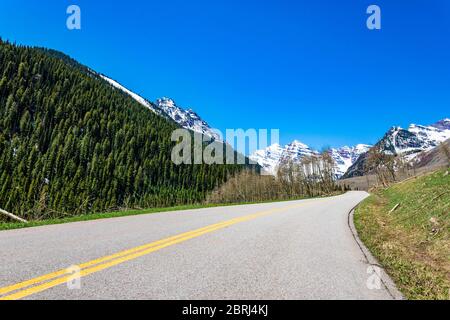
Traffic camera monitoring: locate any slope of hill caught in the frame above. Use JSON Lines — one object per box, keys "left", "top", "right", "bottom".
{"left": 0, "top": 40, "right": 249, "bottom": 219}
{"left": 354, "top": 169, "right": 450, "bottom": 299}
{"left": 414, "top": 139, "right": 450, "bottom": 169}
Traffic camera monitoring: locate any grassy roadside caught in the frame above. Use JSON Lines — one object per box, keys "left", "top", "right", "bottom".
{"left": 354, "top": 169, "right": 450, "bottom": 300}
{"left": 0, "top": 204, "right": 218, "bottom": 231}
{"left": 0, "top": 193, "right": 340, "bottom": 231}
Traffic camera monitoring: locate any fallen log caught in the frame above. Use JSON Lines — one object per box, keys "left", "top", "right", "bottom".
{"left": 0, "top": 208, "right": 28, "bottom": 223}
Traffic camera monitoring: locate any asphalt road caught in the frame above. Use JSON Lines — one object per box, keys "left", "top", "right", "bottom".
{"left": 0, "top": 192, "right": 399, "bottom": 300}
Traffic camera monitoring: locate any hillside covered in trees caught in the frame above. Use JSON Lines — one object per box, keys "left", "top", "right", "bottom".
{"left": 0, "top": 39, "right": 253, "bottom": 219}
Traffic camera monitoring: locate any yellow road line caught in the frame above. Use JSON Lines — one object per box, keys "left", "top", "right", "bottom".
{"left": 0, "top": 218, "right": 237, "bottom": 296}
{"left": 0, "top": 201, "right": 317, "bottom": 300}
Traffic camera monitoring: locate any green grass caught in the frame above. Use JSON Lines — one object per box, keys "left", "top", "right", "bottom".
{"left": 355, "top": 169, "right": 450, "bottom": 300}
{"left": 0, "top": 193, "right": 338, "bottom": 231}
{"left": 0, "top": 204, "right": 214, "bottom": 231}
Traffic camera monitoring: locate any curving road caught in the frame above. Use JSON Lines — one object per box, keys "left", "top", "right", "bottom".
{"left": 0, "top": 191, "right": 400, "bottom": 300}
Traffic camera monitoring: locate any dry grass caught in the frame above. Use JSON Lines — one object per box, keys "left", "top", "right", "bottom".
{"left": 354, "top": 169, "right": 450, "bottom": 300}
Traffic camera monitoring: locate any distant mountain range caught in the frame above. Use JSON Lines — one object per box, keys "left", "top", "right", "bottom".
{"left": 250, "top": 119, "right": 450, "bottom": 179}
{"left": 99, "top": 71, "right": 449, "bottom": 179}
{"left": 250, "top": 141, "right": 316, "bottom": 175}
{"left": 97, "top": 76, "right": 377, "bottom": 178}
{"left": 249, "top": 141, "right": 371, "bottom": 178}
{"left": 95, "top": 61, "right": 450, "bottom": 180}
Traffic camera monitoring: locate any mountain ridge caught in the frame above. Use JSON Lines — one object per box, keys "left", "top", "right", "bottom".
{"left": 99, "top": 75, "right": 220, "bottom": 140}
{"left": 342, "top": 119, "right": 450, "bottom": 178}
{"left": 34, "top": 46, "right": 220, "bottom": 141}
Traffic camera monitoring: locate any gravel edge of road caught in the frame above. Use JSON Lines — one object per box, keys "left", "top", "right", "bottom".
{"left": 348, "top": 204, "right": 405, "bottom": 300}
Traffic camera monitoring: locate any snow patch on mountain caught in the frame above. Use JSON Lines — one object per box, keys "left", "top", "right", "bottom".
{"left": 155, "top": 98, "right": 221, "bottom": 140}
{"left": 99, "top": 74, "right": 159, "bottom": 114}
{"left": 407, "top": 122, "right": 450, "bottom": 151}
{"left": 330, "top": 144, "right": 372, "bottom": 177}
{"left": 282, "top": 140, "right": 317, "bottom": 163}
{"left": 250, "top": 143, "right": 285, "bottom": 175}
{"left": 380, "top": 121, "right": 450, "bottom": 158}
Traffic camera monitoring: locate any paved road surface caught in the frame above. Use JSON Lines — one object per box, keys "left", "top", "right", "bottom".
{"left": 0, "top": 192, "right": 399, "bottom": 300}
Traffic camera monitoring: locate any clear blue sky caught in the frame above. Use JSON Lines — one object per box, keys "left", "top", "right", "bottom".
{"left": 1, "top": 0, "right": 449, "bottom": 149}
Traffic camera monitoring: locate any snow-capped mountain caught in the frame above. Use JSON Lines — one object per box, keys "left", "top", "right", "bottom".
{"left": 383, "top": 119, "right": 450, "bottom": 156}
{"left": 250, "top": 140, "right": 366, "bottom": 177}
{"left": 250, "top": 141, "right": 316, "bottom": 175}
{"left": 368, "top": 120, "right": 450, "bottom": 160}
{"left": 282, "top": 140, "right": 317, "bottom": 163}
{"left": 250, "top": 143, "right": 285, "bottom": 175}
{"left": 330, "top": 144, "right": 372, "bottom": 177}
{"left": 99, "top": 75, "right": 219, "bottom": 140}
{"left": 155, "top": 98, "right": 221, "bottom": 140}
{"left": 342, "top": 119, "right": 450, "bottom": 178}
{"left": 406, "top": 120, "right": 450, "bottom": 152}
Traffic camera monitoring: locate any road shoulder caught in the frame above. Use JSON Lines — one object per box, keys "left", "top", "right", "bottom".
{"left": 348, "top": 205, "right": 404, "bottom": 300}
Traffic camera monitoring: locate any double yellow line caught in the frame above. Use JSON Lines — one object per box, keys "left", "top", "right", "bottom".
{"left": 0, "top": 201, "right": 313, "bottom": 300}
